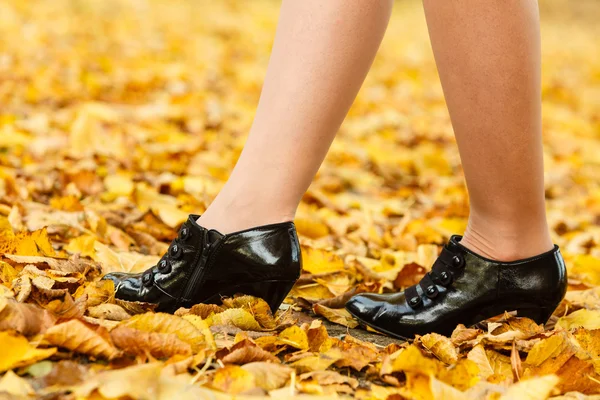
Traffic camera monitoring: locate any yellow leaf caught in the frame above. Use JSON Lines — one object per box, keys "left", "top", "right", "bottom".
{"left": 75, "top": 362, "right": 163, "bottom": 399}
{"left": 277, "top": 325, "right": 309, "bottom": 350}
{"left": 0, "top": 332, "right": 56, "bottom": 372}
{"left": 65, "top": 235, "right": 97, "bottom": 258}
{"left": 419, "top": 332, "right": 459, "bottom": 364}
{"left": 556, "top": 309, "right": 600, "bottom": 330}
{"left": 241, "top": 362, "right": 293, "bottom": 391}
{"left": 301, "top": 247, "right": 345, "bottom": 275}
{"left": 210, "top": 365, "right": 256, "bottom": 394}
{"left": 43, "top": 319, "right": 120, "bottom": 360}
{"left": 206, "top": 308, "right": 264, "bottom": 332}
{"left": 570, "top": 254, "right": 600, "bottom": 286}
{"left": 499, "top": 375, "right": 559, "bottom": 400}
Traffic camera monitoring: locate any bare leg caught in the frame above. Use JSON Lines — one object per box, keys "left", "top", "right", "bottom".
{"left": 423, "top": 0, "right": 553, "bottom": 261}
{"left": 199, "top": 1, "right": 393, "bottom": 233}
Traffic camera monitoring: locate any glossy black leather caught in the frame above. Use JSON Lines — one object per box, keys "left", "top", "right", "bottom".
{"left": 346, "top": 235, "right": 567, "bottom": 339}
{"left": 102, "top": 215, "right": 302, "bottom": 313}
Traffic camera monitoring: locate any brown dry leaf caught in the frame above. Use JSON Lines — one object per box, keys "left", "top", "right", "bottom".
{"left": 119, "top": 312, "right": 207, "bottom": 352}
{"left": 110, "top": 325, "right": 192, "bottom": 358}
{"left": 331, "top": 335, "right": 379, "bottom": 371}
{"left": 217, "top": 339, "right": 280, "bottom": 364}
{"left": 115, "top": 298, "right": 158, "bottom": 315}
{"left": 313, "top": 303, "right": 359, "bottom": 328}
{"left": 87, "top": 303, "right": 131, "bottom": 321}
{"left": 0, "top": 297, "right": 56, "bottom": 335}
{"left": 0, "top": 332, "right": 56, "bottom": 372}
{"left": 43, "top": 319, "right": 121, "bottom": 360}
{"left": 175, "top": 303, "right": 224, "bottom": 318}
{"left": 306, "top": 320, "right": 330, "bottom": 353}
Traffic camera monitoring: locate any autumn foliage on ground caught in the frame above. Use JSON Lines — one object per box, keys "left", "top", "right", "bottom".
{"left": 0, "top": 0, "right": 599, "bottom": 399}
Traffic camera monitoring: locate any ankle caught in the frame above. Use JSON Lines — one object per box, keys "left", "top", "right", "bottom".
{"left": 460, "top": 217, "right": 554, "bottom": 262}
{"left": 198, "top": 189, "right": 295, "bottom": 234}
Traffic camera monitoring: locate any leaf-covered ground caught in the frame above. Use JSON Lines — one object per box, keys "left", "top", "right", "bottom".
{"left": 1, "top": 0, "right": 599, "bottom": 399}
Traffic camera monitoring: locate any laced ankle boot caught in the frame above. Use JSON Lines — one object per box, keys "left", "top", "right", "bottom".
{"left": 102, "top": 215, "right": 302, "bottom": 313}
{"left": 346, "top": 235, "right": 567, "bottom": 339}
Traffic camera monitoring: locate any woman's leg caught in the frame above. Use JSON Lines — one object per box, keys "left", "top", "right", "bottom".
{"left": 423, "top": 0, "right": 553, "bottom": 261}
{"left": 199, "top": 1, "right": 393, "bottom": 234}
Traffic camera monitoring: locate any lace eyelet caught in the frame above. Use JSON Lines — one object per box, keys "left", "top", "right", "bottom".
{"left": 440, "top": 271, "right": 453, "bottom": 286}
{"left": 169, "top": 243, "right": 183, "bottom": 260}
{"left": 408, "top": 296, "right": 422, "bottom": 307}
{"left": 158, "top": 259, "right": 171, "bottom": 274}
{"left": 452, "top": 255, "right": 465, "bottom": 269}
{"left": 142, "top": 272, "right": 154, "bottom": 287}
{"left": 179, "top": 227, "right": 190, "bottom": 241}
{"left": 425, "top": 285, "right": 438, "bottom": 299}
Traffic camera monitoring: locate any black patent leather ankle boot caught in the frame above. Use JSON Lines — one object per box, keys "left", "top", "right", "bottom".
{"left": 346, "top": 235, "right": 567, "bottom": 339}
{"left": 102, "top": 215, "right": 302, "bottom": 313}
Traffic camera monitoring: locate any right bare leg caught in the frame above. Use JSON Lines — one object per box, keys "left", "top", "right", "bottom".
{"left": 199, "top": 0, "right": 393, "bottom": 233}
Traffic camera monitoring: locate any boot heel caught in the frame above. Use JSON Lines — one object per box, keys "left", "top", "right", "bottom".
{"left": 220, "top": 280, "right": 297, "bottom": 313}
{"left": 517, "top": 306, "right": 554, "bottom": 325}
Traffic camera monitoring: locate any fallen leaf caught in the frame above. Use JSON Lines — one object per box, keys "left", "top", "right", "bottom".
{"left": 0, "top": 332, "right": 56, "bottom": 372}
{"left": 43, "top": 319, "right": 120, "bottom": 360}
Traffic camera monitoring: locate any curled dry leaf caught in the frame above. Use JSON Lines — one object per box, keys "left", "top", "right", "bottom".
{"left": 0, "top": 297, "right": 56, "bottom": 336}
{"left": 217, "top": 339, "right": 280, "bottom": 364}
{"left": 114, "top": 298, "right": 158, "bottom": 315}
{"left": 174, "top": 303, "right": 224, "bottom": 318}
{"left": 221, "top": 295, "right": 276, "bottom": 330}
{"left": 313, "top": 303, "right": 359, "bottom": 328}
{"left": 419, "top": 332, "right": 459, "bottom": 364}
{"left": 43, "top": 319, "right": 121, "bottom": 360}
{"left": 119, "top": 312, "right": 207, "bottom": 352}
{"left": 75, "top": 279, "right": 114, "bottom": 307}
{"left": 207, "top": 308, "right": 265, "bottom": 332}
{"left": 110, "top": 325, "right": 192, "bottom": 358}
{"left": 87, "top": 303, "right": 131, "bottom": 321}
{"left": 331, "top": 334, "right": 380, "bottom": 371}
